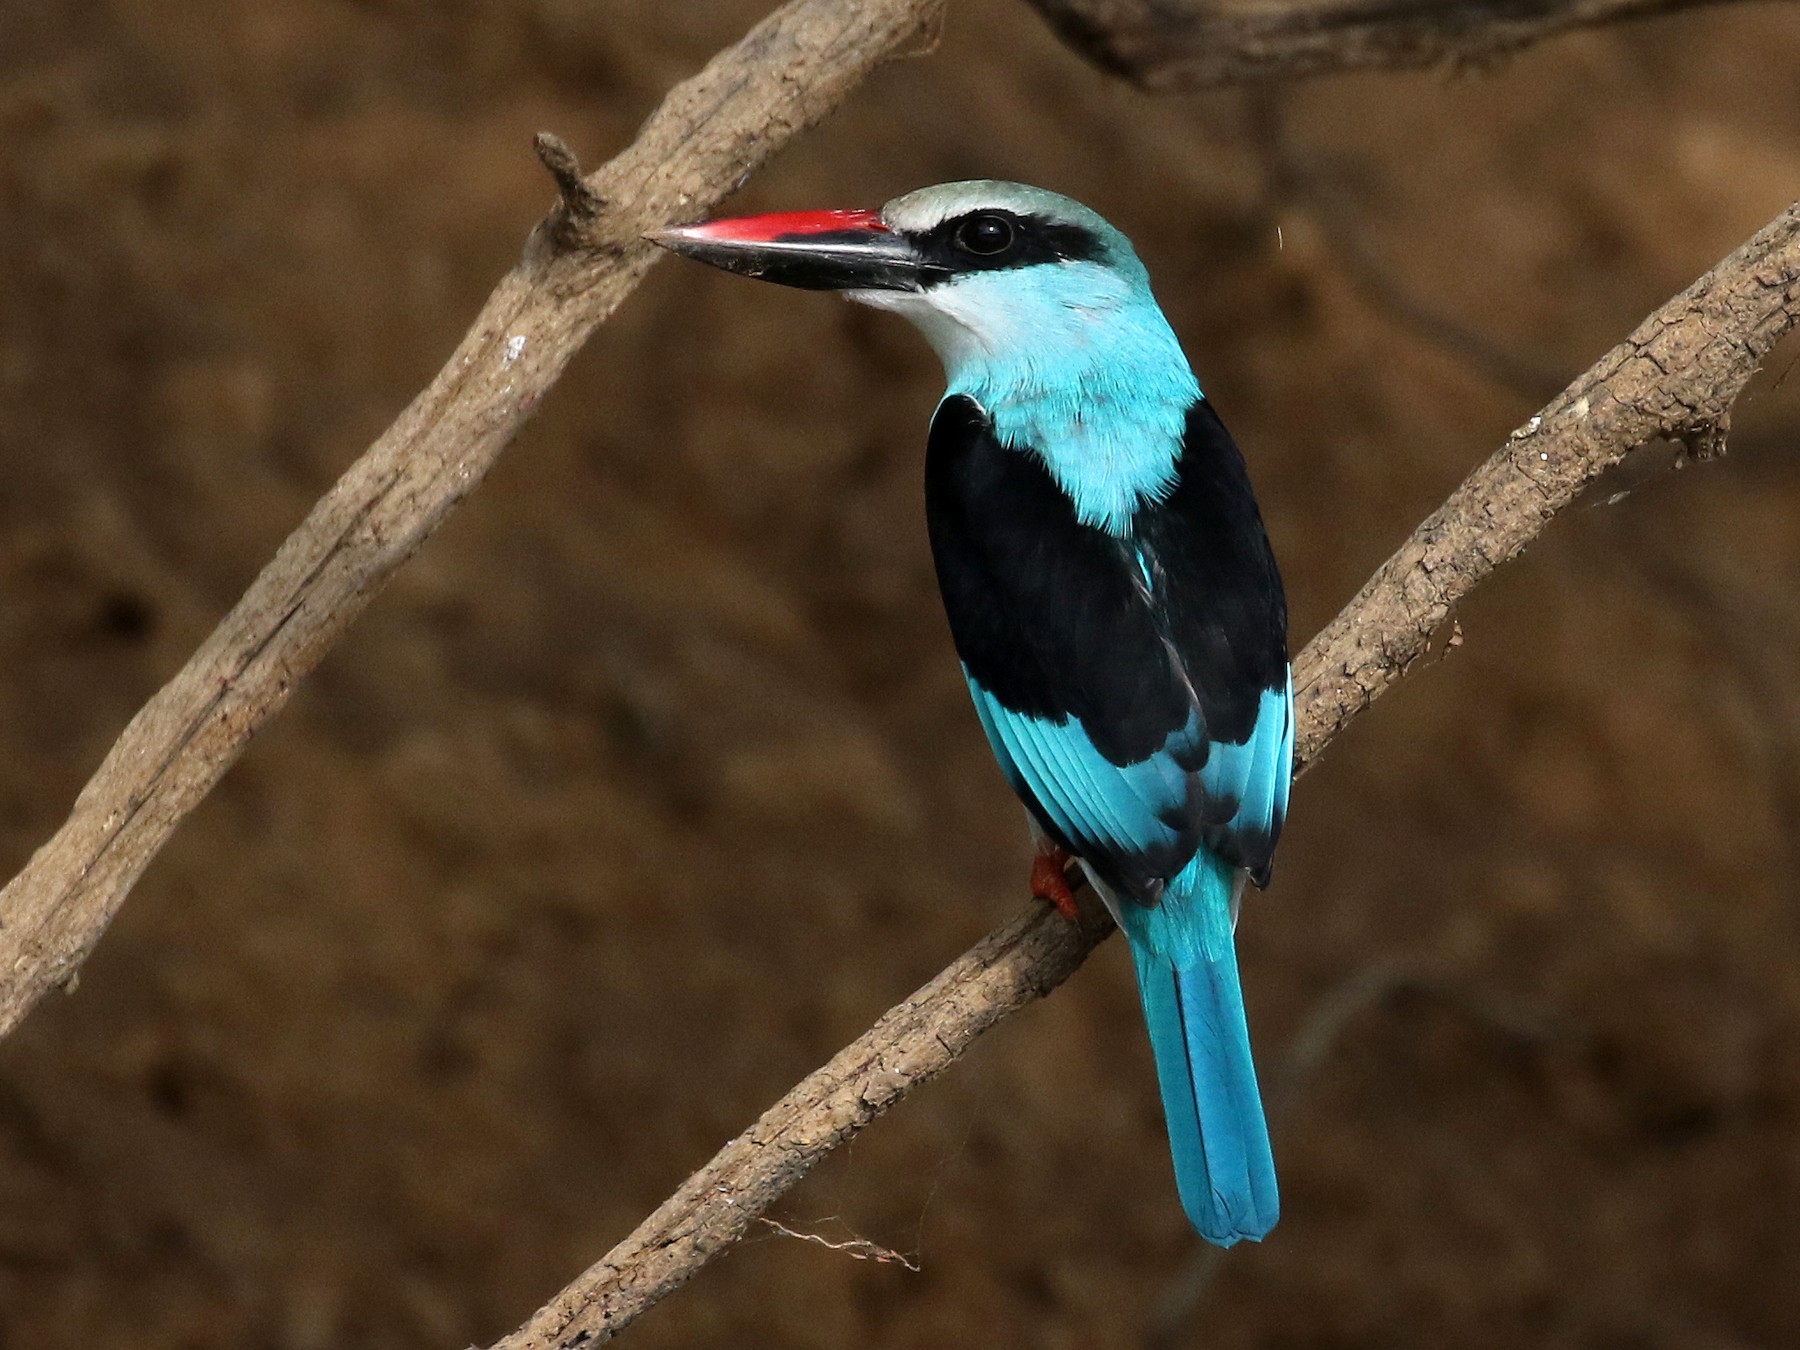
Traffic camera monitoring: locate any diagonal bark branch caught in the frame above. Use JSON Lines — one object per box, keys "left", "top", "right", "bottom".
{"left": 495, "top": 901, "right": 1111, "bottom": 1350}
{"left": 0, "top": 0, "right": 946, "bottom": 1043}
{"left": 6, "top": 0, "right": 1797, "bottom": 1340}
{"left": 491, "top": 197, "right": 1800, "bottom": 1349}
{"left": 1027, "top": 0, "right": 1800, "bottom": 91}
{"left": 1293, "top": 198, "right": 1800, "bottom": 759}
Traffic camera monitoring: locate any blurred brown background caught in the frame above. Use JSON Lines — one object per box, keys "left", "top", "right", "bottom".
{"left": 4, "top": 2, "right": 1800, "bottom": 1346}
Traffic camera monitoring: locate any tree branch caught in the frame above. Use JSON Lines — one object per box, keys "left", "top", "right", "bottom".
{"left": 1292, "top": 198, "right": 1800, "bottom": 762}
{"left": 1026, "top": 0, "right": 1799, "bottom": 90}
{"left": 491, "top": 197, "right": 1800, "bottom": 1349}
{"left": 495, "top": 902, "right": 1111, "bottom": 1350}
{"left": 7, "top": 0, "right": 1797, "bottom": 1338}
{"left": 0, "top": 0, "right": 946, "bottom": 1043}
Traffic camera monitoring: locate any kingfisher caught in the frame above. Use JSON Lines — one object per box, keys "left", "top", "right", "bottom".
{"left": 652, "top": 182, "right": 1292, "bottom": 1246}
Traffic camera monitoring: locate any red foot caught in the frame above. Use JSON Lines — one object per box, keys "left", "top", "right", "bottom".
{"left": 1030, "top": 846, "right": 1080, "bottom": 922}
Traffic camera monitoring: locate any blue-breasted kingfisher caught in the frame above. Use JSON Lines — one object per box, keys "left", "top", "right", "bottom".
{"left": 652, "top": 182, "right": 1292, "bottom": 1246}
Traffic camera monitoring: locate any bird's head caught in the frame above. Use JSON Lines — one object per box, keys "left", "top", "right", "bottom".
{"left": 650, "top": 181, "right": 1175, "bottom": 391}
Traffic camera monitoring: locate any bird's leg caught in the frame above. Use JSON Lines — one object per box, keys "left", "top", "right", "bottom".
{"left": 1030, "top": 843, "right": 1080, "bottom": 922}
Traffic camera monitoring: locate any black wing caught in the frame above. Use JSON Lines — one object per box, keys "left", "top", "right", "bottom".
{"left": 924, "top": 394, "right": 1291, "bottom": 898}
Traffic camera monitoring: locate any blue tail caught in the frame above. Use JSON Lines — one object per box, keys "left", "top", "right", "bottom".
{"left": 1117, "top": 851, "right": 1278, "bottom": 1246}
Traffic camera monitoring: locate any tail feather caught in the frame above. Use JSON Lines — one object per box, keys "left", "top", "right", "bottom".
{"left": 1119, "top": 854, "right": 1278, "bottom": 1245}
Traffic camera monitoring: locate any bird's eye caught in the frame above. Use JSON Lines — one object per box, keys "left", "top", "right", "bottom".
{"left": 955, "top": 214, "right": 1016, "bottom": 257}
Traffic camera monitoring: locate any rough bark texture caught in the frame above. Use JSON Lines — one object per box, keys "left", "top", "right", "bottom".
{"left": 492, "top": 901, "right": 1112, "bottom": 1350}
{"left": 1293, "top": 200, "right": 1800, "bottom": 766}
{"left": 2, "top": 0, "right": 1797, "bottom": 1340}
{"left": 491, "top": 196, "right": 1800, "bottom": 1348}
{"left": 1027, "top": 0, "right": 1794, "bottom": 89}
{"left": 0, "top": 0, "right": 947, "bottom": 1043}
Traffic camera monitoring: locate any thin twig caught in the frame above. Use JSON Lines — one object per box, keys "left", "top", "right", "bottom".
{"left": 756, "top": 1218, "right": 922, "bottom": 1272}
{"left": 489, "top": 201, "right": 1800, "bottom": 1348}
{"left": 0, "top": 0, "right": 947, "bottom": 1043}
{"left": 1027, "top": 0, "right": 1799, "bottom": 90}
{"left": 493, "top": 900, "right": 1114, "bottom": 1348}
{"left": 0, "top": 1, "right": 1795, "bottom": 1343}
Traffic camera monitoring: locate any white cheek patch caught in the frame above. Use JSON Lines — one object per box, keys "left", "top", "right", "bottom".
{"left": 850, "top": 264, "right": 1129, "bottom": 377}
{"left": 848, "top": 288, "right": 994, "bottom": 372}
